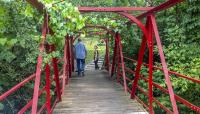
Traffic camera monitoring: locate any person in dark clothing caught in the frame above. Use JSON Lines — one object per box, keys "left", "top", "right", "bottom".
{"left": 94, "top": 45, "right": 99, "bottom": 70}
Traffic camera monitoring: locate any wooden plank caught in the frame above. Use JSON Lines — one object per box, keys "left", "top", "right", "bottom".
{"left": 53, "top": 70, "right": 148, "bottom": 114}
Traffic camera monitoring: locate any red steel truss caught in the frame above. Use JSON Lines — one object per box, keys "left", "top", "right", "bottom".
{"left": 79, "top": 7, "right": 153, "bottom": 12}
{"left": 1, "top": 0, "right": 199, "bottom": 114}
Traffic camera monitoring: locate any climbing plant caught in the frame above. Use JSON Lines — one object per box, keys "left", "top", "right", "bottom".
{"left": 0, "top": 1, "right": 43, "bottom": 113}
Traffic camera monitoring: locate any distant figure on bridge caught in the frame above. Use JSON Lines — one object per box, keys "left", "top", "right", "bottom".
{"left": 94, "top": 45, "right": 99, "bottom": 70}
{"left": 75, "top": 38, "right": 87, "bottom": 76}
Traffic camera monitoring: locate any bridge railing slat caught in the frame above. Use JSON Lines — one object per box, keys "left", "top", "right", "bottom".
{"left": 114, "top": 56, "right": 200, "bottom": 113}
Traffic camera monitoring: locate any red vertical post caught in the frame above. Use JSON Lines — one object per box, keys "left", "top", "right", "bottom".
{"left": 52, "top": 45, "right": 62, "bottom": 101}
{"left": 105, "top": 38, "right": 108, "bottom": 70}
{"left": 62, "top": 38, "right": 67, "bottom": 93}
{"left": 67, "top": 35, "right": 72, "bottom": 78}
{"left": 31, "top": 13, "right": 48, "bottom": 114}
{"left": 45, "top": 63, "right": 51, "bottom": 114}
{"left": 109, "top": 36, "right": 112, "bottom": 71}
{"left": 147, "top": 16, "right": 154, "bottom": 114}
{"left": 105, "top": 38, "right": 109, "bottom": 71}
{"left": 65, "top": 36, "right": 69, "bottom": 84}
{"left": 107, "top": 37, "right": 110, "bottom": 71}
{"left": 116, "top": 47, "right": 121, "bottom": 83}
{"left": 111, "top": 33, "right": 119, "bottom": 77}
{"left": 71, "top": 36, "right": 74, "bottom": 72}
{"left": 117, "top": 32, "right": 128, "bottom": 94}
{"left": 150, "top": 15, "right": 179, "bottom": 114}
{"left": 105, "top": 33, "right": 110, "bottom": 71}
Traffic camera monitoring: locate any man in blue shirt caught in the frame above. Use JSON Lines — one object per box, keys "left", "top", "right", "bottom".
{"left": 75, "top": 38, "right": 87, "bottom": 76}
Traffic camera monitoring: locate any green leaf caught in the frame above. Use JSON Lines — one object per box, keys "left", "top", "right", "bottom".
{"left": 0, "top": 38, "right": 7, "bottom": 46}
{"left": 0, "top": 103, "right": 4, "bottom": 110}
{"left": 0, "top": 51, "right": 16, "bottom": 62}
{"left": 24, "top": 5, "right": 34, "bottom": 17}
{"left": 7, "top": 39, "right": 18, "bottom": 46}
{"left": 0, "top": 86, "right": 2, "bottom": 91}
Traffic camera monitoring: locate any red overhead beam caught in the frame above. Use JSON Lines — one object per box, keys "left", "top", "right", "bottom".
{"left": 79, "top": 7, "right": 153, "bottom": 12}
{"left": 137, "top": 0, "right": 183, "bottom": 19}
{"left": 26, "top": 1, "right": 153, "bottom": 13}
{"left": 27, "top": 0, "right": 183, "bottom": 19}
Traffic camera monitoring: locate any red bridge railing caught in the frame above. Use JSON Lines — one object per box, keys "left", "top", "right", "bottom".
{"left": 0, "top": 60, "right": 63, "bottom": 114}
{"left": 104, "top": 31, "right": 200, "bottom": 113}
{"left": 0, "top": 13, "right": 74, "bottom": 114}
{"left": 124, "top": 57, "right": 200, "bottom": 113}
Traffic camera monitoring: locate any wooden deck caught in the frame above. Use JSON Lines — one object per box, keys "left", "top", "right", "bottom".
{"left": 53, "top": 70, "right": 148, "bottom": 114}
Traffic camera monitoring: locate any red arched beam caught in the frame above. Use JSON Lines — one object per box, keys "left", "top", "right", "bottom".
{"left": 79, "top": 7, "right": 153, "bottom": 12}
{"left": 73, "top": 32, "right": 108, "bottom": 43}
{"left": 117, "top": 12, "right": 148, "bottom": 40}
{"left": 84, "top": 25, "right": 115, "bottom": 35}
{"left": 87, "top": 32, "right": 107, "bottom": 36}
{"left": 72, "top": 25, "right": 115, "bottom": 42}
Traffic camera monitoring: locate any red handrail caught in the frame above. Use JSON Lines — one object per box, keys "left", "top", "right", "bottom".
{"left": 121, "top": 56, "right": 200, "bottom": 113}
{"left": 0, "top": 13, "right": 71, "bottom": 114}
{"left": 124, "top": 56, "right": 200, "bottom": 83}
{"left": 0, "top": 74, "right": 36, "bottom": 101}
{"left": 18, "top": 87, "right": 46, "bottom": 114}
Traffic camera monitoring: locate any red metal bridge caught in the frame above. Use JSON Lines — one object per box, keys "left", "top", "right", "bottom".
{"left": 0, "top": 0, "right": 200, "bottom": 114}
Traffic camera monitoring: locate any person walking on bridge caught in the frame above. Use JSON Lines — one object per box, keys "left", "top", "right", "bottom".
{"left": 75, "top": 38, "right": 87, "bottom": 76}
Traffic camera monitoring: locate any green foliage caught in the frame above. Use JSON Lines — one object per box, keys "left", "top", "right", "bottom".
{"left": 39, "top": 0, "right": 86, "bottom": 37}
{"left": 0, "top": 0, "right": 199, "bottom": 114}
{"left": 37, "top": 0, "right": 87, "bottom": 65}
{"left": 0, "top": 1, "right": 42, "bottom": 113}
{"left": 85, "top": 16, "right": 126, "bottom": 32}
{"left": 0, "top": 103, "right": 4, "bottom": 110}
{"left": 111, "top": 0, "right": 200, "bottom": 113}
{"left": 80, "top": 37, "right": 106, "bottom": 63}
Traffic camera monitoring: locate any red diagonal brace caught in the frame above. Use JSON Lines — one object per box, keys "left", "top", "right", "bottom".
{"left": 130, "top": 36, "right": 147, "bottom": 99}
{"left": 31, "top": 13, "right": 48, "bottom": 114}
{"left": 52, "top": 45, "right": 62, "bottom": 102}
{"left": 111, "top": 33, "right": 119, "bottom": 77}
{"left": 150, "top": 15, "right": 179, "bottom": 114}
{"left": 117, "top": 32, "right": 128, "bottom": 94}
{"left": 62, "top": 37, "right": 68, "bottom": 94}
{"left": 147, "top": 16, "right": 154, "bottom": 114}
{"left": 66, "top": 35, "right": 72, "bottom": 78}
{"left": 45, "top": 63, "right": 51, "bottom": 114}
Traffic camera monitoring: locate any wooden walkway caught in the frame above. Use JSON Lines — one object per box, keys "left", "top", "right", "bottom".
{"left": 53, "top": 70, "right": 147, "bottom": 114}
